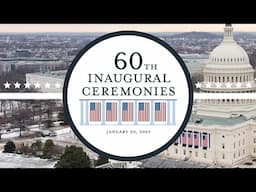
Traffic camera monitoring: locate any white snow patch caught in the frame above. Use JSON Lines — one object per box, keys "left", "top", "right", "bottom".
{"left": 0, "top": 153, "right": 57, "bottom": 168}
{"left": 54, "top": 127, "right": 71, "bottom": 135}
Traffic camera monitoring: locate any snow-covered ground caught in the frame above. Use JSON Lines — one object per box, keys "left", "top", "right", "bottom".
{"left": 0, "top": 126, "right": 98, "bottom": 167}
{"left": 0, "top": 153, "right": 57, "bottom": 168}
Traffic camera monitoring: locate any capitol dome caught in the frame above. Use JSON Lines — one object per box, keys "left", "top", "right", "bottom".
{"left": 201, "top": 24, "right": 256, "bottom": 92}
{"left": 209, "top": 25, "right": 250, "bottom": 65}
{"left": 197, "top": 24, "right": 256, "bottom": 119}
{"left": 209, "top": 41, "right": 250, "bottom": 65}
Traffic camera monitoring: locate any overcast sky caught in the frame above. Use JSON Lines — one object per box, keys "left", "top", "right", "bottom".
{"left": 0, "top": 24, "right": 256, "bottom": 33}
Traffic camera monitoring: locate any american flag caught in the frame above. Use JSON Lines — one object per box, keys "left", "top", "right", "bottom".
{"left": 188, "top": 131, "right": 193, "bottom": 147}
{"left": 202, "top": 133, "right": 208, "bottom": 149}
{"left": 154, "top": 102, "right": 166, "bottom": 121}
{"left": 106, "top": 102, "right": 117, "bottom": 121}
{"left": 122, "top": 102, "right": 134, "bottom": 121}
{"left": 138, "top": 102, "right": 150, "bottom": 122}
{"left": 90, "top": 102, "right": 101, "bottom": 122}
{"left": 194, "top": 132, "right": 199, "bottom": 148}
{"left": 182, "top": 131, "right": 186, "bottom": 146}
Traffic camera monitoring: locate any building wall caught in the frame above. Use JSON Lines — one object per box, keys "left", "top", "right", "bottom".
{"left": 26, "top": 73, "right": 63, "bottom": 93}
{"left": 162, "top": 122, "right": 256, "bottom": 166}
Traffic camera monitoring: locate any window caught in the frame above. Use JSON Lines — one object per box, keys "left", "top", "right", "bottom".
{"left": 254, "top": 138, "right": 256, "bottom": 144}
{"left": 204, "top": 153, "right": 207, "bottom": 158}
{"left": 222, "top": 144, "right": 225, "bottom": 149}
{"left": 222, "top": 154, "right": 225, "bottom": 159}
{"left": 175, "top": 148, "right": 178, "bottom": 154}
{"left": 222, "top": 135, "right": 225, "bottom": 138}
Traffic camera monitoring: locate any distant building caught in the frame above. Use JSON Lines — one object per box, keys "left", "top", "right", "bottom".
{"left": 0, "top": 57, "right": 65, "bottom": 74}
{"left": 96, "top": 160, "right": 142, "bottom": 168}
{"left": 14, "top": 50, "right": 32, "bottom": 58}
{"left": 26, "top": 70, "right": 65, "bottom": 92}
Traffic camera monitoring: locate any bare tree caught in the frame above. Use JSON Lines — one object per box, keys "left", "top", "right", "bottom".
{"left": 12, "top": 109, "right": 30, "bottom": 137}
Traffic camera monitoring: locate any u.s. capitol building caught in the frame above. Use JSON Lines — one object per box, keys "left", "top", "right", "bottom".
{"left": 162, "top": 24, "right": 256, "bottom": 166}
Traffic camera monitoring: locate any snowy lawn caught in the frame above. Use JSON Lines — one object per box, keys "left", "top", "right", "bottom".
{"left": 0, "top": 153, "right": 57, "bottom": 168}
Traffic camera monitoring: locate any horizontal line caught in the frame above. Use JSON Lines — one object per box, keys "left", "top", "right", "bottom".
{"left": 194, "top": 93, "right": 256, "bottom": 99}
{"left": 0, "top": 93, "right": 255, "bottom": 100}
{"left": 0, "top": 93, "right": 62, "bottom": 100}
{"left": 80, "top": 99, "right": 177, "bottom": 101}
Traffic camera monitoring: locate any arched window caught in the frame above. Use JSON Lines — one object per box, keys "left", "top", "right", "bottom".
{"left": 240, "top": 76, "right": 242, "bottom": 82}
{"left": 219, "top": 76, "right": 221, "bottom": 82}
{"left": 220, "top": 58, "right": 222, "bottom": 62}
{"left": 227, "top": 76, "right": 229, "bottom": 82}
{"left": 222, "top": 76, "right": 225, "bottom": 82}
{"left": 231, "top": 58, "right": 233, "bottom": 62}
{"left": 236, "top": 76, "right": 238, "bottom": 82}
{"left": 215, "top": 76, "right": 217, "bottom": 82}
{"left": 231, "top": 76, "right": 234, "bottom": 82}
{"left": 224, "top": 58, "right": 225, "bottom": 62}
{"left": 243, "top": 76, "right": 245, "bottom": 81}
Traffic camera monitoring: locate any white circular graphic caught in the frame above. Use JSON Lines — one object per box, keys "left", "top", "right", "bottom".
{"left": 63, "top": 31, "right": 193, "bottom": 160}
